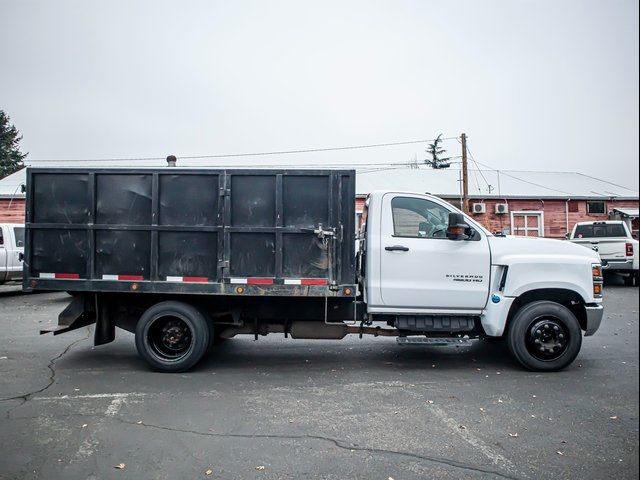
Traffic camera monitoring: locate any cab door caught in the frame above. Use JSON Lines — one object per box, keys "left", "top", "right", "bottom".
{"left": 378, "top": 194, "right": 491, "bottom": 312}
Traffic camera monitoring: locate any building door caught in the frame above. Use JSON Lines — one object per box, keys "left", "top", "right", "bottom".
{"left": 511, "top": 211, "right": 544, "bottom": 237}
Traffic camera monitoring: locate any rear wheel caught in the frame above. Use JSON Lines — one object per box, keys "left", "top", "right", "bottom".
{"left": 507, "top": 301, "right": 582, "bottom": 371}
{"left": 624, "top": 273, "right": 635, "bottom": 286}
{"left": 135, "top": 301, "right": 210, "bottom": 372}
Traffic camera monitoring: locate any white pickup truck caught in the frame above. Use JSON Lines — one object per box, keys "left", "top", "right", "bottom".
{"left": 569, "top": 220, "right": 639, "bottom": 286}
{"left": 29, "top": 168, "right": 605, "bottom": 372}
{"left": 0, "top": 223, "right": 25, "bottom": 283}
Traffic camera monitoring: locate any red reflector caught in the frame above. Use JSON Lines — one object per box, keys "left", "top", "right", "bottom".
{"left": 183, "top": 276, "right": 208, "bottom": 283}
{"left": 247, "top": 278, "right": 274, "bottom": 285}
{"left": 55, "top": 273, "right": 80, "bottom": 279}
{"left": 300, "top": 278, "right": 328, "bottom": 285}
{"left": 626, "top": 243, "right": 634, "bottom": 256}
{"left": 119, "top": 275, "right": 144, "bottom": 281}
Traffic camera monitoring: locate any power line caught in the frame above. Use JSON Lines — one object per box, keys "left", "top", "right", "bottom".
{"left": 472, "top": 159, "right": 576, "bottom": 196}
{"left": 25, "top": 136, "right": 459, "bottom": 164}
{"left": 462, "top": 142, "right": 492, "bottom": 191}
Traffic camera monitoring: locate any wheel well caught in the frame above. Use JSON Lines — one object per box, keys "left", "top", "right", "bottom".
{"left": 506, "top": 288, "right": 588, "bottom": 333}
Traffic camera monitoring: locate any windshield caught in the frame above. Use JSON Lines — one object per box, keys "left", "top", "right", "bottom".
{"left": 574, "top": 223, "right": 627, "bottom": 238}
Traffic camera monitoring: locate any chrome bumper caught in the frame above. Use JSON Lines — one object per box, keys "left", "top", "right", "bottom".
{"left": 584, "top": 304, "right": 604, "bottom": 336}
{"left": 601, "top": 258, "right": 634, "bottom": 271}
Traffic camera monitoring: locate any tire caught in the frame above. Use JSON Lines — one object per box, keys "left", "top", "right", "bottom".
{"left": 135, "top": 301, "right": 210, "bottom": 372}
{"left": 624, "top": 273, "right": 635, "bottom": 287}
{"left": 507, "top": 301, "right": 582, "bottom": 372}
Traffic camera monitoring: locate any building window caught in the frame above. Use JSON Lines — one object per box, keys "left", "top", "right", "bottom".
{"left": 587, "top": 201, "right": 606, "bottom": 215}
{"left": 510, "top": 211, "right": 544, "bottom": 237}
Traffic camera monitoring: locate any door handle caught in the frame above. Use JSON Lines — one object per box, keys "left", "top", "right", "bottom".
{"left": 385, "top": 245, "right": 409, "bottom": 252}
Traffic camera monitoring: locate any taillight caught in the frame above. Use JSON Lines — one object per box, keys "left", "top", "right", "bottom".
{"left": 626, "top": 243, "right": 634, "bottom": 256}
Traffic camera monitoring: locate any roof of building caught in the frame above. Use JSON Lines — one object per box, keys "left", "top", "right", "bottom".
{"left": 355, "top": 167, "right": 639, "bottom": 200}
{"left": 0, "top": 170, "right": 26, "bottom": 198}
{"left": 612, "top": 207, "right": 639, "bottom": 218}
{"left": 1, "top": 165, "right": 638, "bottom": 200}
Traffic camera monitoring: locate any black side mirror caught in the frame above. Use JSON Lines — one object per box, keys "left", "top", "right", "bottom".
{"left": 447, "top": 212, "right": 474, "bottom": 241}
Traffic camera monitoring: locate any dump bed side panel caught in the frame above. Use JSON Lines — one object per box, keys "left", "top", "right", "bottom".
{"left": 24, "top": 168, "right": 355, "bottom": 297}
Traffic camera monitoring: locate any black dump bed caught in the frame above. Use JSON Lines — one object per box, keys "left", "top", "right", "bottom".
{"left": 24, "top": 168, "right": 356, "bottom": 297}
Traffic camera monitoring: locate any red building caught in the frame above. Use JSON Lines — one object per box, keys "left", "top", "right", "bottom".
{"left": 2, "top": 167, "right": 639, "bottom": 238}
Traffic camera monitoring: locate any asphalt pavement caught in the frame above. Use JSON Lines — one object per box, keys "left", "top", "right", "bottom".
{"left": 0, "top": 285, "right": 638, "bottom": 480}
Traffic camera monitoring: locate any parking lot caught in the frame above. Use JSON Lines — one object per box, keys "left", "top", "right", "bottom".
{"left": 0, "top": 285, "right": 637, "bottom": 480}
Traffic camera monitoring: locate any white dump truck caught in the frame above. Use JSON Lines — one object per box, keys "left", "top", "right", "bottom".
{"left": 26, "top": 168, "right": 604, "bottom": 372}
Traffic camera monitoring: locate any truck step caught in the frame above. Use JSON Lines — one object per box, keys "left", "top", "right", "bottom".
{"left": 394, "top": 315, "right": 477, "bottom": 332}
{"left": 396, "top": 337, "right": 473, "bottom": 347}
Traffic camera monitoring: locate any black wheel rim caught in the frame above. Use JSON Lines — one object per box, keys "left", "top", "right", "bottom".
{"left": 147, "top": 315, "right": 193, "bottom": 362}
{"left": 525, "top": 316, "right": 570, "bottom": 361}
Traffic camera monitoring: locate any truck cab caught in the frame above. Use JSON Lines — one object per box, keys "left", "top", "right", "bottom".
{"left": 360, "top": 191, "right": 604, "bottom": 370}
{"left": 0, "top": 223, "right": 25, "bottom": 283}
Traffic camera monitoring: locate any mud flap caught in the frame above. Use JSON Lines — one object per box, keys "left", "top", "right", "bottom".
{"left": 40, "top": 294, "right": 96, "bottom": 336}
{"left": 94, "top": 294, "right": 116, "bottom": 346}
{"left": 39, "top": 294, "right": 116, "bottom": 346}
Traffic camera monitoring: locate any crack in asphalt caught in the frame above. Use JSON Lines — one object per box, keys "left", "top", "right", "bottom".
{"left": 116, "top": 418, "right": 522, "bottom": 480}
{"left": 0, "top": 328, "right": 92, "bottom": 415}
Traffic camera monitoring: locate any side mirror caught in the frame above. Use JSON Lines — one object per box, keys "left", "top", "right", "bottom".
{"left": 564, "top": 232, "right": 570, "bottom": 240}
{"left": 447, "top": 212, "right": 473, "bottom": 241}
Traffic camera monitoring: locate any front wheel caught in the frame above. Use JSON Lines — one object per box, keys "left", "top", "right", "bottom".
{"left": 135, "top": 301, "right": 210, "bottom": 372}
{"left": 507, "top": 301, "right": 582, "bottom": 372}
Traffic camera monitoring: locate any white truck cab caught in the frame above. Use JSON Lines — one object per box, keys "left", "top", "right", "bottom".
{"left": 0, "top": 224, "right": 25, "bottom": 283}
{"left": 360, "top": 191, "right": 604, "bottom": 371}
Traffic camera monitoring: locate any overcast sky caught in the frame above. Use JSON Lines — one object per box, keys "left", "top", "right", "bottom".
{"left": 1, "top": 0, "right": 638, "bottom": 189}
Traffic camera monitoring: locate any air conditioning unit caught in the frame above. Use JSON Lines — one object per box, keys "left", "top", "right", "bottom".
{"left": 495, "top": 203, "right": 509, "bottom": 214}
{"left": 472, "top": 203, "right": 486, "bottom": 214}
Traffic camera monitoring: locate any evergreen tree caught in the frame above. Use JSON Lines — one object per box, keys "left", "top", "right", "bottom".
{"left": 0, "top": 110, "right": 27, "bottom": 179}
{"left": 425, "top": 134, "right": 451, "bottom": 169}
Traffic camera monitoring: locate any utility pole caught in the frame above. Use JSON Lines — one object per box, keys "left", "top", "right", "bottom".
{"left": 460, "top": 133, "right": 469, "bottom": 213}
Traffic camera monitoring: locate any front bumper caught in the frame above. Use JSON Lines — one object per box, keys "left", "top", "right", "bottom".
{"left": 584, "top": 303, "right": 604, "bottom": 336}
